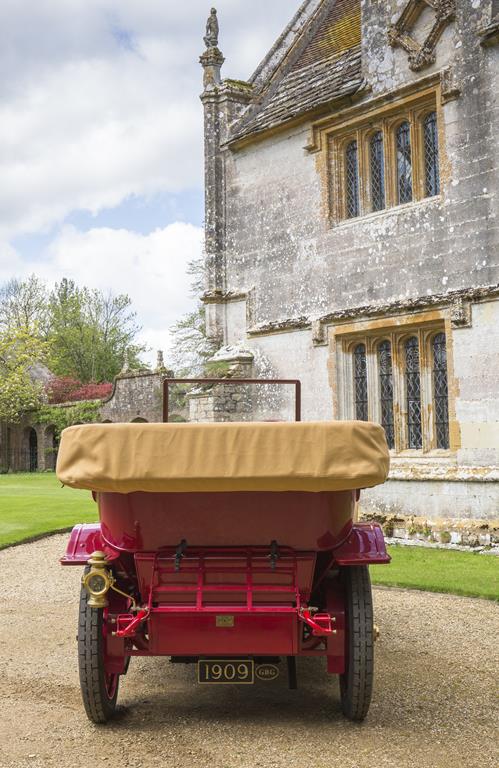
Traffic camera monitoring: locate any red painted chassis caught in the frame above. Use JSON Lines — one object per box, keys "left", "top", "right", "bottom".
{"left": 62, "top": 510, "right": 389, "bottom": 713}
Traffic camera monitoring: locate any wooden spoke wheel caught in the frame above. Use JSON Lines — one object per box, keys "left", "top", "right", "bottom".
{"left": 78, "top": 581, "right": 119, "bottom": 724}
{"left": 339, "top": 565, "right": 374, "bottom": 722}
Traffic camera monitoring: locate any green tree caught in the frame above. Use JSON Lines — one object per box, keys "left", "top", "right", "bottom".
{"left": 48, "top": 279, "right": 145, "bottom": 382}
{"left": 0, "top": 327, "right": 49, "bottom": 422}
{"left": 0, "top": 275, "right": 48, "bottom": 332}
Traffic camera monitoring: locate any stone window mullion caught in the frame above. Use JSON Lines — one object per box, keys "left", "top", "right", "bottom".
{"left": 419, "top": 329, "right": 433, "bottom": 452}
{"left": 357, "top": 127, "right": 369, "bottom": 216}
{"left": 392, "top": 333, "right": 406, "bottom": 452}
{"left": 338, "top": 340, "right": 354, "bottom": 419}
{"left": 383, "top": 119, "right": 397, "bottom": 209}
{"left": 410, "top": 111, "right": 420, "bottom": 201}
{"left": 366, "top": 337, "right": 379, "bottom": 423}
{"left": 329, "top": 136, "right": 342, "bottom": 224}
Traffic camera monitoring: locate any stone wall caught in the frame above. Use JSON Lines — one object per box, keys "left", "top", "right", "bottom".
{"left": 100, "top": 371, "right": 168, "bottom": 424}
{"left": 188, "top": 383, "right": 253, "bottom": 422}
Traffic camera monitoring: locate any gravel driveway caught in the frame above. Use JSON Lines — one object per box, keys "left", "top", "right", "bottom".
{"left": 0, "top": 535, "right": 497, "bottom": 768}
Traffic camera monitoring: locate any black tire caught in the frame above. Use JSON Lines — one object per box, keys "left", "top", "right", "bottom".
{"left": 78, "top": 582, "right": 119, "bottom": 724}
{"left": 339, "top": 565, "right": 374, "bottom": 722}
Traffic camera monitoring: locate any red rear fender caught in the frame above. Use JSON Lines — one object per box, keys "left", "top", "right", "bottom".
{"left": 60, "top": 523, "right": 119, "bottom": 565}
{"left": 332, "top": 523, "right": 390, "bottom": 566}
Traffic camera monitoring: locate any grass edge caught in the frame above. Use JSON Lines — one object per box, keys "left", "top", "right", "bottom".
{"left": 0, "top": 526, "right": 74, "bottom": 553}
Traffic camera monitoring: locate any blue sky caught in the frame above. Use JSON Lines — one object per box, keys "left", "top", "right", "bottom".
{"left": 0, "top": 0, "right": 294, "bottom": 363}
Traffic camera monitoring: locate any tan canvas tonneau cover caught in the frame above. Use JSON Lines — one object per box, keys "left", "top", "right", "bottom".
{"left": 56, "top": 421, "right": 389, "bottom": 494}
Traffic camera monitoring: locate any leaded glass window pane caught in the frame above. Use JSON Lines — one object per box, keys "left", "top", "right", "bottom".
{"left": 432, "top": 332, "right": 449, "bottom": 449}
{"left": 424, "top": 111, "right": 440, "bottom": 197}
{"left": 378, "top": 340, "right": 395, "bottom": 449}
{"left": 354, "top": 343, "right": 368, "bottom": 421}
{"left": 370, "top": 131, "right": 385, "bottom": 212}
{"left": 405, "top": 336, "right": 422, "bottom": 449}
{"left": 396, "top": 121, "right": 413, "bottom": 204}
{"left": 345, "top": 140, "right": 360, "bottom": 218}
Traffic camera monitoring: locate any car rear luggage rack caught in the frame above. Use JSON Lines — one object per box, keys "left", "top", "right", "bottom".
{"left": 152, "top": 549, "right": 301, "bottom": 612}
{"left": 113, "top": 547, "right": 335, "bottom": 640}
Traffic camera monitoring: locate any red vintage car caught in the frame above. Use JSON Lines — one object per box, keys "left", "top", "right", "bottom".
{"left": 59, "top": 379, "right": 390, "bottom": 724}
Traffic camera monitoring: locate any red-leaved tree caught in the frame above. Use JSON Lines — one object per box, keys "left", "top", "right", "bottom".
{"left": 46, "top": 376, "right": 112, "bottom": 404}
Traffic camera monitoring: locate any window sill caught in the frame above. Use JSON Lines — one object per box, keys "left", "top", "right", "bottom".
{"left": 390, "top": 450, "right": 456, "bottom": 460}
{"left": 330, "top": 195, "right": 442, "bottom": 230}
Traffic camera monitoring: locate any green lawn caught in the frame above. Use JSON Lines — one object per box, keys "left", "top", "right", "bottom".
{"left": 0, "top": 472, "right": 97, "bottom": 549}
{"left": 371, "top": 544, "right": 499, "bottom": 601}
{"left": 0, "top": 474, "right": 497, "bottom": 601}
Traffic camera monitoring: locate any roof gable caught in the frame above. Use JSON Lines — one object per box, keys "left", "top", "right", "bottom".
{"left": 229, "top": 0, "right": 363, "bottom": 145}
{"left": 248, "top": 0, "right": 325, "bottom": 90}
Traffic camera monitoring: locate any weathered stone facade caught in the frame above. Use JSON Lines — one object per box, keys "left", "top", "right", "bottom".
{"left": 100, "top": 370, "right": 167, "bottom": 424}
{"left": 199, "top": 0, "right": 499, "bottom": 521}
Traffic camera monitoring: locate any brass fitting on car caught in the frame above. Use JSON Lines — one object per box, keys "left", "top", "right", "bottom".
{"left": 82, "top": 551, "right": 114, "bottom": 609}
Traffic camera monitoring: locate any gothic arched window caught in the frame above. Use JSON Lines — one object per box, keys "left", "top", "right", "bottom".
{"left": 370, "top": 131, "right": 385, "bottom": 212}
{"left": 354, "top": 343, "right": 368, "bottom": 421}
{"left": 345, "top": 140, "right": 360, "bottom": 218}
{"left": 405, "top": 336, "right": 422, "bottom": 449}
{"left": 378, "top": 340, "right": 395, "bottom": 448}
{"left": 424, "top": 111, "right": 440, "bottom": 197}
{"left": 432, "top": 332, "right": 449, "bottom": 448}
{"left": 396, "top": 121, "right": 413, "bottom": 204}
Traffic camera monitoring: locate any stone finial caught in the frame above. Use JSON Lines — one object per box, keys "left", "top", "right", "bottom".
{"left": 204, "top": 8, "right": 219, "bottom": 49}
{"left": 200, "top": 8, "right": 224, "bottom": 89}
{"left": 156, "top": 349, "right": 165, "bottom": 371}
{"left": 120, "top": 348, "right": 130, "bottom": 374}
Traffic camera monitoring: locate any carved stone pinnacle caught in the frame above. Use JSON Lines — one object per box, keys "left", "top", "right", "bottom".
{"left": 204, "top": 7, "right": 219, "bottom": 49}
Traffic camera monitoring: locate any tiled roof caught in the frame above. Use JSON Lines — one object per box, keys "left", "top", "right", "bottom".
{"left": 292, "top": 0, "right": 361, "bottom": 69}
{"left": 228, "top": 0, "right": 362, "bottom": 144}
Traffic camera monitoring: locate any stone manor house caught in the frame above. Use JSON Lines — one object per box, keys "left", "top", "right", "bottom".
{"left": 199, "top": 0, "right": 499, "bottom": 521}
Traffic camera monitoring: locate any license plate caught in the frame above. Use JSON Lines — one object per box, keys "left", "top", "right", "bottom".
{"left": 198, "top": 659, "right": 254, "bottom": 685}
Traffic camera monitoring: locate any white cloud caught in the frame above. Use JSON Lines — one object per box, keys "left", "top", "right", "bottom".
{"left": 0, "top": 1, "right": 295, "bottom": 358}
{"left": 1, "top": 222, "right": 204, "bottom": 365}
{"left": 0, "top": 0, "right": 294, "bottom": 240}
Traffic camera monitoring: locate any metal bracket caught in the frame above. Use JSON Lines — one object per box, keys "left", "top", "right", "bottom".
{"left": 299, "top": 608, "right": 336, "bottom": 637}
{"left": 175, "top": 539, "right": 188, "bottom": 572}
{"left": 269, "top": 540, "right": 280, "bottom": 571}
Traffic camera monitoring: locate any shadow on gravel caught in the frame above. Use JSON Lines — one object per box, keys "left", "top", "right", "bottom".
{"left": 97, "top": 657, "right": 351, "bottom": 732}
